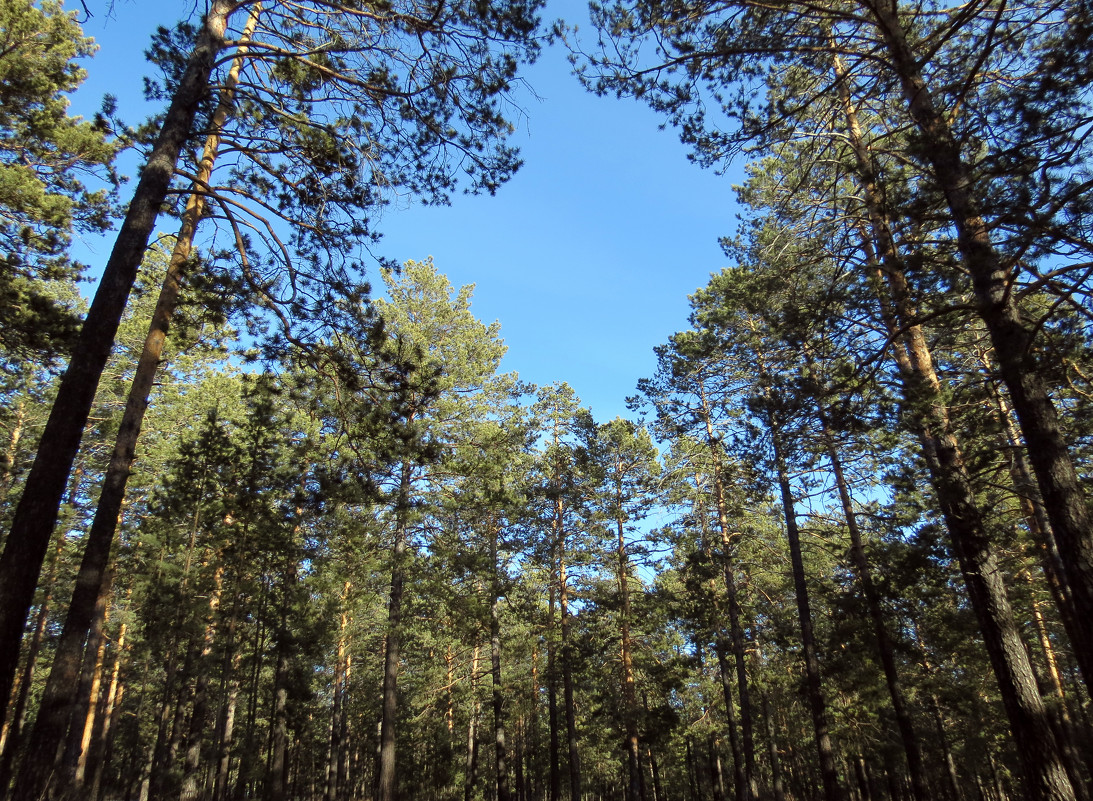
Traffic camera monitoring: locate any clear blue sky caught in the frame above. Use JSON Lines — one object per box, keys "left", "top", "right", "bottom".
{"left": 71, "top": 0, "right": 746, "bottom": 424}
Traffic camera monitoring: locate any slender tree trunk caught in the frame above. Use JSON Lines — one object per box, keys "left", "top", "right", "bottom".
{"left": 267, "top": 561, "right": 298, "bottom": 801}
{"left": 760, "top": 692, "right": 785, "bottom": 801}
{"left": 808, "top": 358, "right": 929, "bottom": 801}
{"left": 327, "top": 581, "right": 351, "bottom": 801}
{"left": 337, "top": 654, "right": 351, "bottom": 801}
{"left": 766, "top": 416, "right": 842, "bottom": 801}
{"left": 713, "top": 642, "right": 745, "bottom": 801}
{"left": 214, "top": 674, "right": 240, "bottom": 801}
{"left": 491, "top": 520, "right": 512, "bottom": 801}
{"left": 698, "top": 387, "right": 757, "bottom": 800}
{"left": 88, "top": 620, "right": 127, "bottom": 801}
{"left": 869, "top": 0, "right": 1093, "bottom": 695}
{"left": 548, "top": 546, "right": 561, "bottom": 801}
{"left": 709, "top": 735, "right": 726, "bottom": 801}
{"left": 613, "top": 479, "right": 643, "bottom": 801}
{"left": 466, "top": 643, "right": 482, "bottom": 801}
{"left": 61, "top": 565, "right": 113, "bottom": 791}
{"left": 560, "top": 533, "right": 581, "bottom": 801}
{"left": 646, "top": 745, "right": 662, "bottom": 801}
{"left": 180, "top": 564, "right": 226, "bottom": 801}
{"left": 0, "top": 1, "right": 238, "bottom": 723}
{"left": 378, "top": 459, "right": 413, "bottom": 801}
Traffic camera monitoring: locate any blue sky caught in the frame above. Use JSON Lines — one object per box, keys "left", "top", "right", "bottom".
{"left": 71, "top": 0, "right": 746, "bottom": 424}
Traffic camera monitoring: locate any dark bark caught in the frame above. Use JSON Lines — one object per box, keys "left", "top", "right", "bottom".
{"left": 377, "top": 460, "right": 412, "bottom": 801}
{"left": 870, "top": 0, "right": 1093, "bottom": 696}
{"left": 760, "top": 692, "right": 785, "bottom": 801}
{"left": 180, "top": 565, "right": 226, "bottom": 801}
{"left": 838, "top": 45, "right": 1078, "bottom": 798}
{"left": 491, "top": 522, "right": 512, "bottom": 801}
{"left": 613, "top": 482, "right": 642, "bottom": 801}
{"left": 87, "top": 621, "right": 127, "bottom": 801}
{"left": 60, "top": 565, "right": 113, "bottom": 793}
{"left": 808, "top": 351, "right": 929, "bottom": 801}
{"left": 267, "top": 566, "right": 296, "bottom": 801}
{"left": 768, "top": 418, "right": 843, "bottom": 801}
{"left": 560, "top": 543, "right": 581, "bottom": 801}
{"left": 713, "top": 642, "right": 745, "bottom": 801}
{"left": 0, "top": 2, "right": 235, "bottom": 725}
{"left": 10, "top": 19, "right": 259, "bottom": 797}
{"left": 0, "top": 538, "right": 61, "bottom": 794}
{"left": 698, "top": 386, "right": 757, "bottom": 799}
{"left": 548, "top": 579, "right": 561, "bottom": 801}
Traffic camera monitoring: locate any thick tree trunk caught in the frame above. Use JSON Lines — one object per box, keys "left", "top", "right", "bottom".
{"left": 4, "top": 17, "right": 259, "bottom": 796}
{"left": 836, "top": 48, "right": 1078, "bottom": 800}
{"left": 768, "top": 416, "right": 843, "bottom": 801}
{"left": 883, "top": 261, "right": 1075, "bottom": 801}
{"left": 0, "top": 537, "right": 62, "bottom": 792}
{"left": 986, "top": 373, "right": 1080, "bottom": 656}
{"left": 870, "top": 0, "right": 1093, "bottom": 695}
{"left": 0, "top": 1, "right": 237, "bottom": 724}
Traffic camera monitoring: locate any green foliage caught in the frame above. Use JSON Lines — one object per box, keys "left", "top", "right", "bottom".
{"left": 0, "top": 0, "right": 118, "bottom": 363}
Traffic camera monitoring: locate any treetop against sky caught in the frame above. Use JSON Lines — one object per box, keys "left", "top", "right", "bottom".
{"left": 68, "top": 0, "right": 744, "bottom": 422}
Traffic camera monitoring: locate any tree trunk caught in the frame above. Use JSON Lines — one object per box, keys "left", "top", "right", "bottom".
{"left": 768, "top": 416, "right": 843, "bottom": 801}
{"left": 836, "top": 47, "right": 1078, "bottom": 800}
{"left": 61, "top": 564, "right": 113, "bottom": 791}
{"left": 549, "top": 539, "right": 561, "bottom": 801}
{"left": 807, "top": 350, "right": 929, "bottom": 801}
{"left": 491, "top": 521, "right": 512, "bottom": 801}
{"left": 0, "top": 398, "right": 27, "bottom": 510}
{"left": 5, "top": 16, "right": 259, "bottom": 796}
{"left": 0, "top": 537, "right": 62, "bottom": 792}
{"left": 88, "top": 620, "right": 127, "bottom": 801}
{"left": 870, "top": 0, "right": 1093, "bottom": 696}
{"left": 713, "top": 641, "right": 745, "bottom": 801}
{"left": 760, "top": 692, "right": 785, "bottom": 801}
{"left": 0, "top": 1, "right": 238, "bottom": 724}
{"left": 377, "top": 459, "right": 413, "bottom": 801}
{"left": 614, "top": 480, "right": 643, "bottom": 801}
{"left": 180, "top": 564, "right": 226, "bottom": 801}
{"left": 327, "top": 581, "right": 351, "bottom": 801}
{"left": 699, "top": 386, "right": 757, "bottom": 800}
{"left": 267, "top": 562, "right": 298, "bottom": 801}
{"left": 466, "top": 643, "right": 482, "bottom": 801}
{"left": 560, "top": 533, "right": 581, "bottom": 801}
